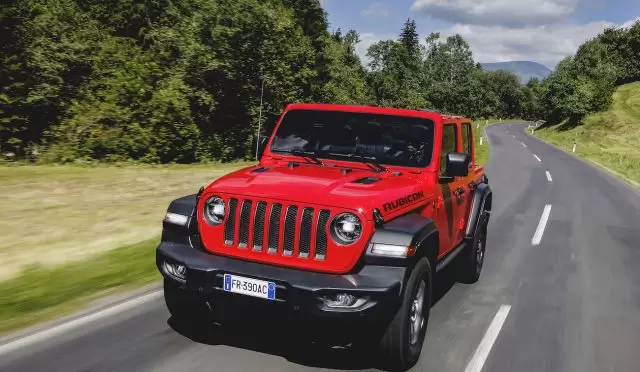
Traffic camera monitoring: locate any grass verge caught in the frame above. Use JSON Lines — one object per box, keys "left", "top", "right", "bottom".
{"left": 0, "top": 238, "right": 161, "bottom": 336}
{"left": 0, "top": 161, "right": 251, "bottom": 281}
{"left": 533, "top": 82, "right": 640, "bottom": 189}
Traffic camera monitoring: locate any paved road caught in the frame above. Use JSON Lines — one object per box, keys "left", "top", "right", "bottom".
{"left": 2, "top": 122, "right": 640, "bottom": 372}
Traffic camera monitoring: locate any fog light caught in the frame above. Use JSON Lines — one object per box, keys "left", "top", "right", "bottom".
{"left": 322, "top": 293, "right": 368, "bottom": 309}
{"left": 164, "top": 261, "right": 187, "bottom": 281}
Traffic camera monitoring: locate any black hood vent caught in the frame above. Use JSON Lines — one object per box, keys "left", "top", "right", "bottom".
{"left": 251, "top": 166, "right": 271, "bottom": 173}
{"left": 352, "top": 176, "right": 382, "bottom": 184}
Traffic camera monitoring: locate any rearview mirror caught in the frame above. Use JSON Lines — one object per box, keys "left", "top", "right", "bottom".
{"left": 253, "top": 134, "right": 269, "bottom": 160}
{"left": 442, "top": 152, "right": 470, "bottom": 180}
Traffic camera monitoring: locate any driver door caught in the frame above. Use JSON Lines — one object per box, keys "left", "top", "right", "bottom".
{"left": 437, "top": 123, "right": 459, "bottom": 255}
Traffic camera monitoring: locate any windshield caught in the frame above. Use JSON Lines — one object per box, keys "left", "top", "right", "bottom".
{"left": 269, "top": 109, "right": 435, "bottom": 168}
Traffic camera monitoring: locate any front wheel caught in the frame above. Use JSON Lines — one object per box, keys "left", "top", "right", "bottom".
{"left": 377, "top": 257, "right": 432, "bottom": 371}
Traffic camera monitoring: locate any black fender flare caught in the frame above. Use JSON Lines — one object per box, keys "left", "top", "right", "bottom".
{"left": 162, "top": 193, "right": 199, "bottom": 245}
{"left": 364, "top": 213, "right": 439, "bottom": 270}
{"left": 465, "top": 182, "right": 492, "bottom": 239}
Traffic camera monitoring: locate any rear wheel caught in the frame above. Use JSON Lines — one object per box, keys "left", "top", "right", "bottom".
{"left": 377, "top": 257, "right": 432, "bottom": 371}
{"left": 457, "top": 212, "right": 488, "bottom": 284}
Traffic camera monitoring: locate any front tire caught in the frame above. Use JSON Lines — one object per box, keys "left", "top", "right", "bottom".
{"left": 377, "top": 257, "right": 432, "bottom": 371}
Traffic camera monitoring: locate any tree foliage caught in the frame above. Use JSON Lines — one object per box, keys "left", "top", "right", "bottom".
{"left": 539, "top": 19, "right": 640, "bottom": 126}
{"left": 2, "top": 1, "right": 637, "bottom": 162}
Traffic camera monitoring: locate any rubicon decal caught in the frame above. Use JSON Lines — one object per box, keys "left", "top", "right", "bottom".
{"left": 383, "top": 191, "right": 425, "bottom": 212}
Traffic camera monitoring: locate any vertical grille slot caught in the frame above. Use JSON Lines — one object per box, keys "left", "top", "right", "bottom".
{"left": 315, "top": 210, "right": 331, "bottom": 260}
{"left": 267, "top": 204, "right": 282, "bottom": 253}
{"left": 224, "top": 198, "right": 238, "bottom": 245}
{"left": 238, "top": 200, "right": 252, "bottom": 248}
{"left": 299, "top": 207, "right": 314, "bottom": 258}
{"left": 283, "top": 206, "right": 298, "bottom": 256}
{"left": 253, "top": 202, "right": 267, "bottom": 251}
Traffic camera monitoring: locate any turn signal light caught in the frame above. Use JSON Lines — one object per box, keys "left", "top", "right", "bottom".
{"left": 370, "top": 243, "right": 416, "bottom": 257}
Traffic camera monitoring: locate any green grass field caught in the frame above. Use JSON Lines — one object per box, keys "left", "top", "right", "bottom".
{"left": 0, "top": 162, "right": 252, "bottom": 335}
{"left": 0, "top": 238, "right": 160, "bottom": 334}
{"left": 0, "top": 162, "right": 252, "bottom": 282}
{"left": 534, "top": 82, "right": 640, "bottom": 188}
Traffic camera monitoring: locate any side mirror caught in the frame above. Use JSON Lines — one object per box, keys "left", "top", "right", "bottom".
{"left": 253, "top": 134, "right": 269, "bottom": 160}
{"left": 440, "top": 152, "right": 470, "bottom": 182}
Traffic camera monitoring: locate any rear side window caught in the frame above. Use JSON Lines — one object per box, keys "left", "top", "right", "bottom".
{"left": 440, "top": 124, "right": 458, "bottom": 173}
{"left": 461, "top": 123, "right": 472, "bottom": 155}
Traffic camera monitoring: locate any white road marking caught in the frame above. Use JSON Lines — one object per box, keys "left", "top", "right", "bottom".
{"left": 532, "top": 204, "right": 552, "bottom": 246}
{"left": 464, "top": 304, "right": 512, "bottom": 372}
{"left": 521, "top": 142, "right": 527, "bottom": 148}
{"left": 533, "top": 154, "right": 541, "bottom": 162}
{"left": 0, "top": 290, "right": 163, "bottom": 356}
{"left": 511, "top": 135, "right": 516, "bottom": 139}
{"left": 546, "top": 171, "right": 553, "bottom": 182}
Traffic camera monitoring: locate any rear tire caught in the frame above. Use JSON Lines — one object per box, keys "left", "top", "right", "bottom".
{"left": 377, "top": 257, "right": 432, "bottom": 371}
{"left": 457, "top": 212, "right": 488, "bottom": 284}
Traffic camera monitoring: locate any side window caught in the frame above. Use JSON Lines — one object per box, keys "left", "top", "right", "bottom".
{"left": 461, "top": 123, "right": 472, "bottom": 156}
{"left": 440, "top": 124, "right": 458, "bottom": 174}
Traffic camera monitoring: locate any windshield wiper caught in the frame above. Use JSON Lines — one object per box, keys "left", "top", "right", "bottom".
{"left": 289, "top": 150, "right": 324, "bottom": 166}
{"left": 326, "top": 152, "right": 388, "bottom": 172}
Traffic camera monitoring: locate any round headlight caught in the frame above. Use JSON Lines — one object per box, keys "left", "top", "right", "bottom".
{"left": 204, "top": 197, "right": 225, "bottom": 225}
{"left": 330, "top": 213, "right": 363, "bottom": 245}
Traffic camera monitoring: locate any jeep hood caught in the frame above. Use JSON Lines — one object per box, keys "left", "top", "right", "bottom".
{"left": 206, "top": 163, "right": 434, "bottom": 219}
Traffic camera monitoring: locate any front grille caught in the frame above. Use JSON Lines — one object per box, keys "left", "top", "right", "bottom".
{"left": 224, "top": 199, "right": 331, "bottom": 260}
{"left": 253, "top": 202, "right": 267, "bottom": 251}
{"left": 238, "top": 200, "right": 252, "bottom": 248}
{"left": 299, "top": 208, "right": 314, "bottom": 258}
{"left": 283, "top": 206, "right": 298, "bottom": 256}
{"left": 224, "top": 198, "right": 238, "bottom": 245}
{"left": 267, "top": 204, "right": 282, "bottom": 253}
{"left": 315, "top": 210, "right": 331, "bottom": 259}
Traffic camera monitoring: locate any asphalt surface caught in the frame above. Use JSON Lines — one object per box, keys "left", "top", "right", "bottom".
{"left": 2, "top": 122, "right": 640, "bottom": 372}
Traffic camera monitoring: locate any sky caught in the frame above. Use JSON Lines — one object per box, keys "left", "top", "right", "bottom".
{"left": 319, "top": 0, "right": 640, "bottom": 70}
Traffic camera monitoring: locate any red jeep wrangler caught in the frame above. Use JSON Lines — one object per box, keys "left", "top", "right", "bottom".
{"left": 156, "top": 103, "right": 492, "bottom": 370}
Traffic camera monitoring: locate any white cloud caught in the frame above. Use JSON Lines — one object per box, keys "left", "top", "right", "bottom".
{"left": 355, "top": 32, "right": 392, "bottom": 66}
{"left": 361, "top": 2, "right": 389, "bottom": 18}
{"left": 410, "top": 0, "right": 580, "bottom": 27}
{"left": 620, "top": 17, "right": 639, "bottom": 28}
{"left": 353, "top": 18, "right": 636, "bottom": 70}
{"left": 441, "top": 20, "right": 621, "bottom": 68}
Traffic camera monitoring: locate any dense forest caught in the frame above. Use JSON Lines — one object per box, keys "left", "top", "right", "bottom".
{"left": 1, "top": 0, "right": 639, "bottom": 163}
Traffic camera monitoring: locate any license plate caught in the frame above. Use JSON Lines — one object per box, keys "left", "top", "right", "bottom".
{"left": 223, "top": 274, "right": 276, "bottom": 300}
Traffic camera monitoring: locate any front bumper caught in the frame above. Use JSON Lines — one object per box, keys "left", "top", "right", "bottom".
{"left": 156, "top": 241, "right": 405, "bottom": 326}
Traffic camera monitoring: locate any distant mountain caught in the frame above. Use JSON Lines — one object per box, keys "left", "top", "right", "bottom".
{"left": 480, "top": 61, "right": 552, "bottom": 84}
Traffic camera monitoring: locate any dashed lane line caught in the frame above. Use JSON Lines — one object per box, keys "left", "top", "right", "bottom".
{"left": 464, "top": 305, "right": 512, "bottom": 372}
{"left": 546, "top": 171, "right": 553, "bottom": 182}
{"left": 533, "top": 154, "right": 542, "bottom": 162}
{"left": 532, "top": 204, "right": 552, "bottom": 246}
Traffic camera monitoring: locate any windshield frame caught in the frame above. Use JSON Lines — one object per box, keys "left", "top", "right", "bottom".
{"left": 264, "top": 107, "right": 438, "bottom": 170}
